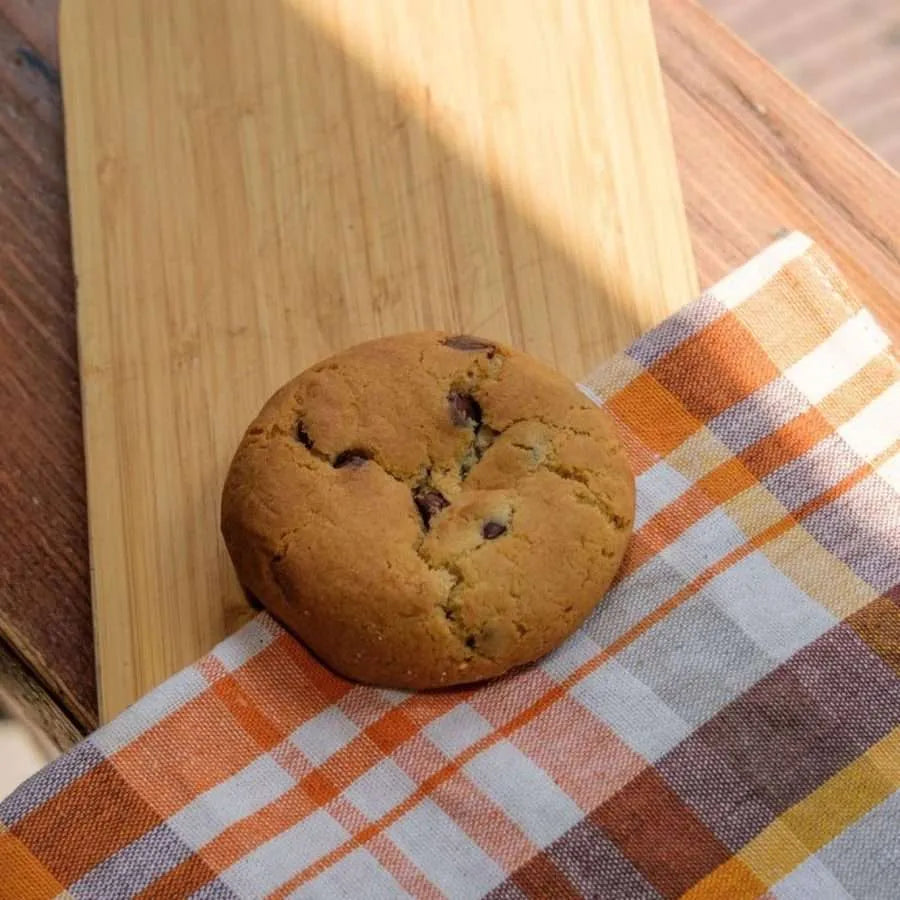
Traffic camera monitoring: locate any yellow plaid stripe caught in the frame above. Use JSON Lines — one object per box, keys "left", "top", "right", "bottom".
{"left": 685, "top": 727, "right": 900, "bottom": 898}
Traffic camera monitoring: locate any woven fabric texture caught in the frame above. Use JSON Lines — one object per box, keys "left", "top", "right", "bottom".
{"left": 2, "top": 233, "right": 898, "bottom": 900}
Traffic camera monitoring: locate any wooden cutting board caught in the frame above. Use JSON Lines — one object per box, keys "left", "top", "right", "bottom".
{"left": 60, "top": 0, "right": 697, "bottom": 721}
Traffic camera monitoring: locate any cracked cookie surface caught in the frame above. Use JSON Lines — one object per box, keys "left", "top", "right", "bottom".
{"left": 221, "top": 332, "right": 634, "bottom": 689}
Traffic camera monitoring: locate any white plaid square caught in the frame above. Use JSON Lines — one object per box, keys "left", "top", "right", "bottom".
{"left": 634, "top": 460, "right": 693, "bottom": 530}
{"left": 570, "top": 659, "right": 691, "bottom": 762}
{"left": 210, "top": 616, "right": 277, "bottom": 672}
{"left": 220, "top": 809, "right": 349, "bottom": 896}
{"left": 541, "top": 630, "right": 601, "bottom": 683}
{"left": 463, "top": 741, "right": 583, "bottom": 844}
{"left": 878, "top": 451, "right": 900, "bottom": 493}
{"left": 772, "top": 855, "right": 853, "bottom": 900}
{"left": 289, "top": 707, "right": 359, "bottom": 765}
{"left": 660, "top": 507, "right": 747, "bottom": 581}
{"left": 708, "top": 552, "right": 837, "bottom": 663}
{"left": 388, "top": 799, "right": 505, "bottom": 899}
{"left": 424, "top": 704, "right": 493, "bottom": 759}
{"left": 837, "top": 381, "right": 900, "bottom": 461}
{"left": 783, "top": 308, "right": 888, "bottom": 405}
{"left": 168, "top": 754, "right": 294, "bottom": 850}
{"left": 587, "top": 556, "right": 688, "bottom": 646}
{"left": 343, "top": 758, "right": 416, "bottom": 821}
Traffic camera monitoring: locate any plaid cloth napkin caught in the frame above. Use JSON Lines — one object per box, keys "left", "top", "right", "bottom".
{"left": 2, "top": 233, "right": 898, "bottom": 900}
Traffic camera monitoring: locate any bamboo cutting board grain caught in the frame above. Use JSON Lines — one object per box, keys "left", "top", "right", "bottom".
{"left": 60, "top": 0, "right": 697, "bottom": 720}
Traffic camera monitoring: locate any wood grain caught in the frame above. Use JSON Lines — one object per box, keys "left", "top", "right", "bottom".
{"left": 0, "top": 0, "right": 96, "bottom": 733}
{"left": 0, "top": 638, "right": 81, "bottom": 752}
{"left": 705, "top": 0, "right": 900, "bottom": 170}
{"left": 60, "top": 0, "right": 697, "bottom": 721}
{"left": 656, "top": 0, "right": 900, "bottom": 343}
{"left": 1, "top": 0, "right": 898, "bottom": 739}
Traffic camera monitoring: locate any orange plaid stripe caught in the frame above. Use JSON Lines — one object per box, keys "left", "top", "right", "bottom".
{"left": 0, "top": 828, "right": 65, "bottom": 900}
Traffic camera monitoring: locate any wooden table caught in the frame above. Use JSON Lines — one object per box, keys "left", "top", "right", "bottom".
{"left": 2, "top": 0, "right": 898, "bottom": 748}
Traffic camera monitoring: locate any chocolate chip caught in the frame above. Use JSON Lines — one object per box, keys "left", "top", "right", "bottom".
{"left": 482, "top": 521, "right": 507, "bottom": 540}
{"left": 465, "top": 635, "right": 477, "bottom": 649}
{"left": 333, "top": 449, "right": 370, "bottom": 469}
{"left": 442, "top": 335, "right": 496, "bottom": 357}
{"left": 449, "top": 391, "right": 482, "bottom": 427}
{"left": 296, "top": 421, "right": 313, "bottom": 449}
{"left": 415, "top": 489, "right": 449, "bottom": 528}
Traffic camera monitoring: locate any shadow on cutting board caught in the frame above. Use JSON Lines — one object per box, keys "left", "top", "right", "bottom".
{"left": 204, "top": 2, "right": 677, "bottom": 630}
{"left": 64, "top": 0, "right": 695, "bottom": 717}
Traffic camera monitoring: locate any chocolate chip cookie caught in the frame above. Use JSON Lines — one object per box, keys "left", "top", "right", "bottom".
{"left": 222, "top": 332, "right": 634, "bottom": 689}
